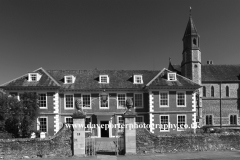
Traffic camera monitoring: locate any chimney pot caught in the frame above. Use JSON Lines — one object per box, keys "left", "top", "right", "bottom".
{"left": 207, "top": 60, "right": 213, "bottom": 64}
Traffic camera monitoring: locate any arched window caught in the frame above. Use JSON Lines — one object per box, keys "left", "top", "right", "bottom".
{"left": 206, "top": 115, "right": 213, "bottom": 125}
{"left": 193, "top": 38, "right": 197, "bottom": 45}
{"left": 211, "top": 86, "right": 214, "bottom": 97}
{"left": 203, "top": 86, "right": 206, "bottom": 97}
{"left": 226, "top": 86, "right": 229, "bottom": 97}
{"left": 230, "top": 115, "right": 237, "bottom": 125}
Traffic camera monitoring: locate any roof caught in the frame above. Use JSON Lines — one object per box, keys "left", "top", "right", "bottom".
{"left": 202, "top": 65, "right": 240, "bottom": 81}
{"left": 0, "top": 68, "right": 60, "bottom": 88}
{"left": 47, "top": 69, "right": 158, "bottom": 90}
{"left": 146, "top": 68, "right": 201, "bottom": 89}
{"left": 0, "top": 67, "right": 200, "bottom": 90}
{"left": 1, "top": 68, "right": 159, "bottom": 90}
{"left": 169, "top": 64, "right": 240, "bottom": 82}
{"left": 183, "top": 16, "right": 198, "bottom": 39}
{"left": 168, "top": 62, "right": 181, "bottom": 75}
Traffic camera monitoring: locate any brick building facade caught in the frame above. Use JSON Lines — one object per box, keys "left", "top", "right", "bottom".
{"left": 169, "top": 14, "right": 240, "bottom": 129}
{"left": 0, "top": 67, "right": 200, "bottom": 136}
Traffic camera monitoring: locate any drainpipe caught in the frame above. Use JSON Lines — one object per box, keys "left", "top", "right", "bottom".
{"left": 220, "top": 81, "right": 222, "bottom": 128}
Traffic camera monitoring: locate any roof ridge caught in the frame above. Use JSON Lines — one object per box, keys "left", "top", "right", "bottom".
{"left": 202, "top": 64, "right": 240, "bottom": 66}
{"left": 170, "top": 68, "right": 201, "bottom": 87}
{"left": 146, "top": 68, "right": 166, "bottom": 87}
{"left": 46, "top": 69, "right": 159, "bottom": 71}
{"left": 39, "top": 68, "right": 61, "bottom": 86}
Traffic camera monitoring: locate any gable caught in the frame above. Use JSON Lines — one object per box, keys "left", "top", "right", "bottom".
{"left": 0, "top": 68, "right": 60, "bottom": 88}
{"left": 146, "top": 68, "right": 201, "bottom": 89}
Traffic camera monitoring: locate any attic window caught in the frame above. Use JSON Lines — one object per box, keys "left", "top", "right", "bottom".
{"left": 134, "top": 75, "right": 143, "bottom": 84}
{"left": 28, "top": 73, "right": 41, "bottom": 82}
{"left": 64, "top": 75, "right": 75, "bottom": 84}
{"left": 100, "top": 75, "right": 109, "bottom": 83}
{"left": 168, "top": 73, "right": 176, "bottom": 81}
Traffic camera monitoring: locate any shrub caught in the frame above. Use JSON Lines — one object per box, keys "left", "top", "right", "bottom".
{"left": 0, "top": 131, "right": 13, "bottom": 139}
{"left": 0, "top": 92, "right": 39, "bottom": 138}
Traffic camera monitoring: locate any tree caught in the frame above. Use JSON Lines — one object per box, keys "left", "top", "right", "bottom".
{"left": 0, "top": 92, "right": 39, "bottom": 138}
{"left": 19, "top": 92, "right": 39, "bottom": 137}
{"left": 0, "top": 95, "right": 19, "bottom": 132}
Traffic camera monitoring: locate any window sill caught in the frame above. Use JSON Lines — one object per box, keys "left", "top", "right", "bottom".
{"left": 160, "top": 106, "right": 169, "bottom": 108}
{"left": 39, "top": 107, "right": 48, "bottom": 109}
{"left": 64, "top": 108, "right": 74, "bottom": 110}
{"left": 83, "top": 107, "right": 91, "bottom": 109}
{"left": 177, "top": 105, "right": 186, "bottom": 107}
{"left": 99, "top": 107, "right": 109, "bottom": 109}
{"left": 134, "top": 106, "right": 144, "bottom": 109}
{"left": 160, "top": 130, "right": 170, "bottom": 132}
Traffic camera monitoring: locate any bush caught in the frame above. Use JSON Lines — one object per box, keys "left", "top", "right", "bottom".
{"left": 0, "top": 92, "right": 39, "bottom": 138}
{"left": 0, "top": 131, "right": 13, "bottom": 139}
{"left": 196, "top": 128, "right": 205, "bottom": 135}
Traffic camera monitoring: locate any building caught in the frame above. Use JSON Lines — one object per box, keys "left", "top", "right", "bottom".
{"left": 3, "top": 11, "right": 237, "bottom": 137}
{"left": 0, "top": 67, "right": 200, "bottom": 136}
{"left": 169, "top": 14, "right": 240, "bottom": 129}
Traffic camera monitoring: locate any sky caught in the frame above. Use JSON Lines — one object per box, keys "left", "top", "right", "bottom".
{"left": 0, "top": 0, "right": 240, "bottom": 85}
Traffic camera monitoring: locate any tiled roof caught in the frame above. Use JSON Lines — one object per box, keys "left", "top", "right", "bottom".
{"left": 1, "top": 67, "right": 201, "bottom": 90}
{"left": 1, "top": 68, "right": 60, "bottom": 88}
{"left": 146, "top": 68, "right": 201, "bottom": 89}
{"left": 169, "top": 64, "right": 240, "bottom": 82}
{"left": 168, "top": 63, "right": 181, "bottom": 75}
{"left": 202, "top": 65, "right": 240, "bottom": 81}
{"left": 47, "top": 69, "right": 159, "bottom": 90}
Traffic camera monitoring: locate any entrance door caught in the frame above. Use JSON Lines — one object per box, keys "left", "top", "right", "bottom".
{"left": 100, "top": 121, "right": 109, "bottom": 137}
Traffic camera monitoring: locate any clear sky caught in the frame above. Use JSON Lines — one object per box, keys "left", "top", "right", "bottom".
{"left": 0, "top": 0, "right": 240, "bottom": 85}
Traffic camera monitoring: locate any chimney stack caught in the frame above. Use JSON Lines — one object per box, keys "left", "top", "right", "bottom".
{"left": 207, "top": 60, "right": 213, "bottom": 64}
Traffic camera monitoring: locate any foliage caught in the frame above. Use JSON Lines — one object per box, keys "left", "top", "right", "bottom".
{"left": 19, "top": 92, "right": 39, "bottom": 137}
{"left": 0, "top": 92, "right": 39, "bottom": 138}
{"left": 0, "top": 131, "right": 13, "bottom": 139}
{"left": 0, "top": 95, "right": 21, "bottom": 133}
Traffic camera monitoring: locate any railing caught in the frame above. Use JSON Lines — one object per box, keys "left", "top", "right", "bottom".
{"left": 85, "top": 137, "right": 96, "bottom": 156}
{"left": 85, "top": 136, "right": 125, "bottom": 156}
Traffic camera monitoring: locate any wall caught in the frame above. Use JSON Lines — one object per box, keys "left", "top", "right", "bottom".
{"left": 59, "top": 92, "right": 149, "bottom": 124}
{"left": 202, "top": 83, "right": 240, "bottom": 126}
{"left": 150, "top": 90, "right": 195, "bottom": 135}
{"left": 59, "top": 92, "right": 148, "bottom": 114}
{"left": 0, "top": 124, "right": 72, "bottom": 159}
{"left": 137, "top": 127, "right": 240, "bottom": 154}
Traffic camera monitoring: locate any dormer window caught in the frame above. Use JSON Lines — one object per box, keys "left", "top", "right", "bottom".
{"left": 64, "top": 75, "right": 75, "bottom": 84}
{"left": 134, "top": 75, "right": 143, "bottom": 84}
{"left": 168, "top": 73, "right": 176, "bottom": 81}
{"left": 100, "top": 75, "right": 109, "bottom": 83}
{"left": 28, "top": 73, "right": 41, "bottom": 82}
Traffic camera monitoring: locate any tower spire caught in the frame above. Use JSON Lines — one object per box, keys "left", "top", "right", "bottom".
{"left": 189, "top": 6, "right": 192, "bottom": 16}
{"left": 183, "top": 8, "right": 198, "bottom": 40}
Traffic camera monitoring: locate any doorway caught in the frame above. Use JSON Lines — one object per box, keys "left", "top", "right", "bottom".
{"left": 100, "top": 121, "right": 109, "bottom": 137}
